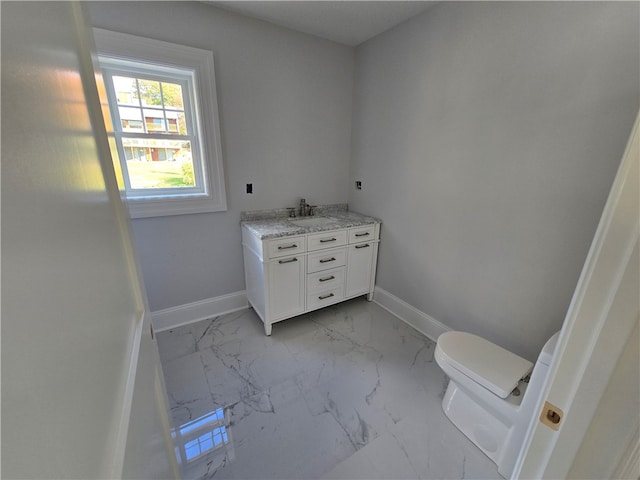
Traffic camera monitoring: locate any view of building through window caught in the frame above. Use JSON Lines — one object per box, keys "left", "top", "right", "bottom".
{"left": 112, "top": 74, "right": 195, "bottom": 189}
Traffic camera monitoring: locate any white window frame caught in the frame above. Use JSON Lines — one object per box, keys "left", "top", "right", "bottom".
{"left": 93, "top": 28, "right": 227, "bottom": 218}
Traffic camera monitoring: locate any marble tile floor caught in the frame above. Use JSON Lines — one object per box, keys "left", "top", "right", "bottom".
{"left": 156, "top": 297, "right": 501, "bottom": 480}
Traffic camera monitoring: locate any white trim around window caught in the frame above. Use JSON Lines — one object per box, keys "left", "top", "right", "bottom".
{"left": 93, "top": 28, "right": 227, "bottom": 218}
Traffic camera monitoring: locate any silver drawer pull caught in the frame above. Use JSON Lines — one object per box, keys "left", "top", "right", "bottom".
{"left": 319, "top": 257, "right": 336, "bottom": 263}
{"left": 320, "top": 238, "right": 337, "bottom": 243}
{"left": 278, "top": 257, "right": 298, "bottom": 264}
{"left": 355, "top": 244, "right": 370, "bottom": 249}
{"left": 319, "top": 275, "right": 335, "bottom": 282}
{"left": 355, "top": 232, "right": 370, "bottom": 237}
{"left": 278, "top": 244, "right": 298, "bottom": 250}
{"left": 318, "top": 293, "right": 335, "bottom": 300}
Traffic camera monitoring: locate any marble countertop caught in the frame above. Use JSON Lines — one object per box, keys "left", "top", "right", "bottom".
{"left": 241, "top": 206, "right": 381, "bottom": 240}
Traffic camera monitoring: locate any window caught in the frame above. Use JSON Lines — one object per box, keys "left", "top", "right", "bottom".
{"left": 93, "top": 29, "right": 227, "bottom": 218}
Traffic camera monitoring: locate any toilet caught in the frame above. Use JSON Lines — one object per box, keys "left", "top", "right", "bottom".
{"left": 435, "top": 330, "right": 560, "bottom": 478}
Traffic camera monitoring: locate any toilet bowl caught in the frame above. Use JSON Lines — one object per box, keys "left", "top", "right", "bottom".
{"left": 435, "top": 330, "right": 560, "bottom": 478}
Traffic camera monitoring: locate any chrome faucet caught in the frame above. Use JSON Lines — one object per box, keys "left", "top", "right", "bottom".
{"left": 297, "top": 198, "right": 317, "bottom": 217}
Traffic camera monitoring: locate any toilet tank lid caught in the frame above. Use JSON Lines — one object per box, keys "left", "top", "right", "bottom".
{"left": 437, "top": 332, "right": 533, "bottom": 398}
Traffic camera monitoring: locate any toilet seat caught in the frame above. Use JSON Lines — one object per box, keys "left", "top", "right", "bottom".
{"left": 436, "top": 332, "right": 533, "bottom": 398}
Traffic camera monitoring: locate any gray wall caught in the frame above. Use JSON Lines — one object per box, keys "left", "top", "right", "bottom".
{"left": 349, "top": 2, "right": 639, "bottom": 359}
{"left": 87, "top": 2, "right": 354, "bottom": 311}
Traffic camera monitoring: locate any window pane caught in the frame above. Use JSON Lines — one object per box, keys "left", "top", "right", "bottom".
{"left": 143, "top": 108, "right": 166, "bottom": 133}
{"left": 167, "top": 117, "right": 179, "bottom": 133}
{"left": 184, "top": 440, "right": 199, "bottom": 461}
{"left": 138, "top": 79, "right": 162, "bottom": 106}
{"left": 165, "top": 111, "right": 187, "bottom": 135}
{"left": 113, "top": 76, "right": 139, "bottom": 106}
{"left": 162, "top": 82, "right": 184, "bottom": 110}
{"left": 122, "top": 137, "right": 195, "bottom": 189}
{"left": 177, "top": 112, "right": 187, "bottom": 135}
{"left": 199, "top": 434, "right": 213, "bottom": 452}
{"left": 118, "top": 106, "right": 143, "bottom": 132}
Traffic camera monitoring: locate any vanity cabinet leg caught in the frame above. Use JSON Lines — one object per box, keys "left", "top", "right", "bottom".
{"left": 264, "top": 322, "right": 272, "bottom": 336}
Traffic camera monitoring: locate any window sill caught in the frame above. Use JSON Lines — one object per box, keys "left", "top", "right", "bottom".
{"left": 126, "top": 194, "right": 227, "bottom": 218}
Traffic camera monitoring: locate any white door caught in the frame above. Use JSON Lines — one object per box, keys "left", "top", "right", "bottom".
{"left": 512, "top": 112, "right": 639, "bottom": 479}
{"left": 1, "top": 3, "right": 177, "bottom": 478}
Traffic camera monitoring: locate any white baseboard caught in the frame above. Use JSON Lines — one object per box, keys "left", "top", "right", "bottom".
{"left": 151, "top": 287, "right": 449, "bottom": 339}
{"left": 152, "top": 291, "right": 248, "bottom": 332}
{"left": 373, "top": 286, "right": 451, "bottom": 342}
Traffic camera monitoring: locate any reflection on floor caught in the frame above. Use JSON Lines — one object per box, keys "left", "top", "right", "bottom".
{"left": 157, "top": 297, "right": 501, "bottom": 479}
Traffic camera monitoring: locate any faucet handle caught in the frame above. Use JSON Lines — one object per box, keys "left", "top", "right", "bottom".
{"left": 286, "top": 207, "right": 296, "bottom": 218}
{"left": 309, "top": 205, "right": 318, "bottom": 216}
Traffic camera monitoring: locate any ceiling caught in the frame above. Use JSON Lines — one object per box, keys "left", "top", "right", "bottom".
{"left": 206, "top": 1, "right": 438, "bottom": 46}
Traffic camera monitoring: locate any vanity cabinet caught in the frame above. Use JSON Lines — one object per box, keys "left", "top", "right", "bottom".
{"left": 242, "top": 222, "right": 379, "bottom": 335}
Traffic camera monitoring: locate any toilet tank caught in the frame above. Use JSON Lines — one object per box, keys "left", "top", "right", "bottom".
{"left": 537, "top": 331, "right": 561, "bottom": 366}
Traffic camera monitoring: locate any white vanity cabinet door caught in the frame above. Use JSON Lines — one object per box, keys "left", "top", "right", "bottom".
{"left": 266, "top": 255, "right": 305, "bottom": 325}
{"left": 346, "top": 242, "right": 375, "bottom": 298}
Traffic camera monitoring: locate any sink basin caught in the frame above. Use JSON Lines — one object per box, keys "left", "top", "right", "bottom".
{"left": 290, "top": 216, "right": 335, "bottom": 227}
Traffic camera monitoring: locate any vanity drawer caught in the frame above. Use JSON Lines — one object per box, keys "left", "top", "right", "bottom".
{"left": 307, "top": 229, "right": 347, "bottom": 251}
{"left": 307, "top": 286, "right": 344, "bottom": 311}
{"left": 307, "top": 266, "right": 345, "bottom": 293}
{"left": 349, "top": 225, "right": 376, "bottom": 244}
{"left": 266, "top": 236, "right": 306, "bottom": 259}
{"left": 307, "top": 247, "right": 347, "bottom": 273}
